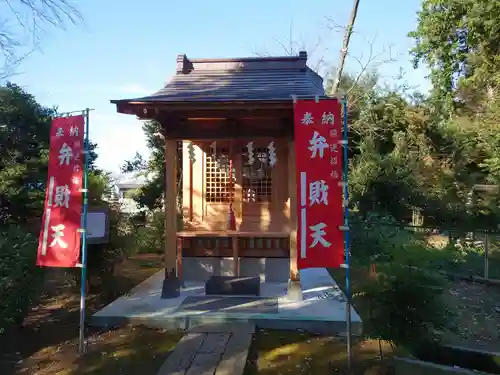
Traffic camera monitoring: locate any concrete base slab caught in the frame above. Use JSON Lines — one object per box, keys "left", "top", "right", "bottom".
{"left": 91, "top": 267, "right": 362, "bottom": 336}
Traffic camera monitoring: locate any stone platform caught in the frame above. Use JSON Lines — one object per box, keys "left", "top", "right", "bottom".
{"left": 90, "top": 267, "right": 362, "bottom": 336}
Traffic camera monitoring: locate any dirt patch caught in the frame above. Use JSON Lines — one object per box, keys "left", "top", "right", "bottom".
{"left": 18, "top": 326, "right": 182, "bottom": 375}
{"left": 244, "top": 329, "right": 394, "bottom": 375}
{"left": 0, "top": 254, "right": 166, "bottom": 375}
{"left": 444, "top": 280, "right": 500, "bottom": 351}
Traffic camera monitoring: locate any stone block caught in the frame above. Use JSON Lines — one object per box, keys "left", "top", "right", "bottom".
{"left": 205, "top": 276, "right": 260, "bottom": 296}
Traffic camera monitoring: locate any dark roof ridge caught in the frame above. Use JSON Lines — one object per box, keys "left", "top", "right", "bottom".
{"left": 176, "top": 51, "right": 308, "bottom": 74}
{"left": 184, "top": 67, "right": 305, "bottom": 74}
{"left": 188, "top": 53, "right": 307, "bottom": 63}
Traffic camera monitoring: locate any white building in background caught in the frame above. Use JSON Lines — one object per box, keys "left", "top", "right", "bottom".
{"left": 112, "top": 172, "right": 149, "bottom": 214}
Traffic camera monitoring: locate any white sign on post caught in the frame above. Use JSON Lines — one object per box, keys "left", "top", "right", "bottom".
{"left": 87, "top": 212, "right": 107, "bottom": 239}
{"left": 83, "top": 208, "right": 109, "bottom": 244}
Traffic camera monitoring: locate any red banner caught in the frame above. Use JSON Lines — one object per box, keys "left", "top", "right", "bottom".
{"left": 293, "top": 98, "right": 344, "bottom": 269}
{"left": 37, "top": 116, "right": 85, "bottom": 267}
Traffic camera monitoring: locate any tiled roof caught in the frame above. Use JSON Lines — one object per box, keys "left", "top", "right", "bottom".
{"left": 112, "top": 51, "right": 325, "bottom": 103}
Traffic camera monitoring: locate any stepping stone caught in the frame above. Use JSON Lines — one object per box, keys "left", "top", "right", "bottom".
{"left": 215, "top": 331, "right": 253, "bottom": 375}
{"left": 156, "top": 323, "right": 255, "bottom": 375}
{"left": 156, "top": 333, "right": 204, "bottom": 375}
{"left": 198, "top": 333, "right": 230, "bottom": 355}
{"left": 188, "top": 322, "right": 255, "bottom": 334}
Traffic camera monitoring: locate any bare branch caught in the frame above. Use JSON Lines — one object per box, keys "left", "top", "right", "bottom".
{"left": 347, "top": 37, "right": 398, "bottom": 93}
{"left": 255, "top": 8, "right": 400, "bottom": 116}
{"left": 252, "top": 19, "right": 336, "bottom": 75}
{"left": 325, "top": 17, "right": 348, "bottom": 34}
{"left": 0, "top": 0, "right": 82, "bottom": 78}
{"left": 0, "top": 45, "right": 37, "bottom": 79}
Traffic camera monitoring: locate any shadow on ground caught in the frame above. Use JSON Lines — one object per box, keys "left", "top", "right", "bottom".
{"left": 244, "top": 329, "right": 393, "bottom": 375}
{"left": 0, "top": 254, "right": 165, "bottom": 375}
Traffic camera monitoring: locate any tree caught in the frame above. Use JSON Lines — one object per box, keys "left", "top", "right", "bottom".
{"left": 405, "top": 0, "right": 500, "bottom": 230}
{"left": 0, "top": 82, "right": 55, "bottom": 225}
{"left": 121, "top": 120, "right": 168, "bottom": 211}
{"left": 0, "top": 82, "right": 98, "bottom": 227}
{"left": 0, "top": 82, "right": 121, "bottom": 333}
{"left": 409, "top": 0, "right": 500, "bottom": 113}
{"left": 0, "top": 0, "right": 82, "bottom": 78}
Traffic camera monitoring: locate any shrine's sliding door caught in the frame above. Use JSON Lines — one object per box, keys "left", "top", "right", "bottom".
{"left": 199, "top": 139, "right": 288, "bottom": 232}
{"left": 202, "top": 140, "right": 236, "bottom": 230}
{"left": 239, "top": 140, "right": 273, "bottom": 231}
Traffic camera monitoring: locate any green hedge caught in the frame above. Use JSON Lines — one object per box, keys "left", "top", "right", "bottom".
{"left": 129, "top": 210, "right": 183, "bottom": 255}
{"left": 86, "top": 202, "right": 132, "bottom": 287}
{"left": 0, "top": 226, "right": 44, "bottom": 334}
{"left": 330, "top": 217, "right": 454, "bottom": 348}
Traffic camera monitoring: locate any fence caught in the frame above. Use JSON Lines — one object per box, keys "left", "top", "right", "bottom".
{"left": 327, "top": 221, "right": 500, "bottom": 350}
{"left": 348, "top": 220, "right": 500, "bottom": 281}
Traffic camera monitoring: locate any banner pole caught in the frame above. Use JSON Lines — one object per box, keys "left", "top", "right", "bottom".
{"left": 78, "top": 108, "right": 90, "bottom": 354}
{"left": 342, "top": 96, "right": 352, "bottom": 370}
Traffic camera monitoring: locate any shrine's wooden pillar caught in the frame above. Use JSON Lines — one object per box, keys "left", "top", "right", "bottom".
{"left": 162, "top": 137, "right": 181, "bottom": 298}
{"left": 287, "top": 140, "right": 302, "bottom": 300}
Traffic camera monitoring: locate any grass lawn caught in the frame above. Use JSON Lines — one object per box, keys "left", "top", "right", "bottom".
{"left": 244, "top": 329, "right": 393, "bottom": 375}
{"left": 0, "top": 253, "right": 184, "bottom": 375}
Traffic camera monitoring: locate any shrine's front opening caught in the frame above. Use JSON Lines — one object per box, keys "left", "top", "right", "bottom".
{"left": 179, "top": 138, "right": 291, "bottom": 285}
{"left": 183, "top": 139, "right": 288, "bottom": 234}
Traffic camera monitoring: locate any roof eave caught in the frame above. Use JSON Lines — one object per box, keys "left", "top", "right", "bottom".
{"left": 112, "top": 98, "right": 295, "bottom": 104}
{"left": 111, "top": 95, "right": 340, "bottom": 116}
{"left": 111, "top": 95, "right": 332, "bottom": 106}
{"left": 111, "top": 98, "right": 292, "bottom": 114}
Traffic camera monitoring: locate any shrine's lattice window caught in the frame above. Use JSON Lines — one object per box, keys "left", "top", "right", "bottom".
{"left": 242, "top": 147, "right": 272, "bottom": 202}
{"left": 205, "top": 146, "right": 235, "bottom": 203}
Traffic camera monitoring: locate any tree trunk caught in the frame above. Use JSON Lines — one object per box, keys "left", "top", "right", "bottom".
{"left": 331, "top": 0, "right": 361, "bottom": 94}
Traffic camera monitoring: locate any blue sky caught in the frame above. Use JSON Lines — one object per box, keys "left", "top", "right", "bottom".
{"left": 4, "top": 0, "right": 428, "bottom": 173}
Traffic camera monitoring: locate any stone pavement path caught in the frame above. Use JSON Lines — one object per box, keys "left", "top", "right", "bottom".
{"left": 156, "top": 322, "right": 255, "bottom": 375}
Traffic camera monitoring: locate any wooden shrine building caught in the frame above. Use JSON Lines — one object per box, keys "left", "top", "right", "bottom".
{"left": 111, "top": 51, "right": 326, "bottom": 298}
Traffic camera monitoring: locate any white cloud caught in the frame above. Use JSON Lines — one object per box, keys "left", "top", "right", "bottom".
{"left": 88, "top": 111, "right": 150, "bottom": 173}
